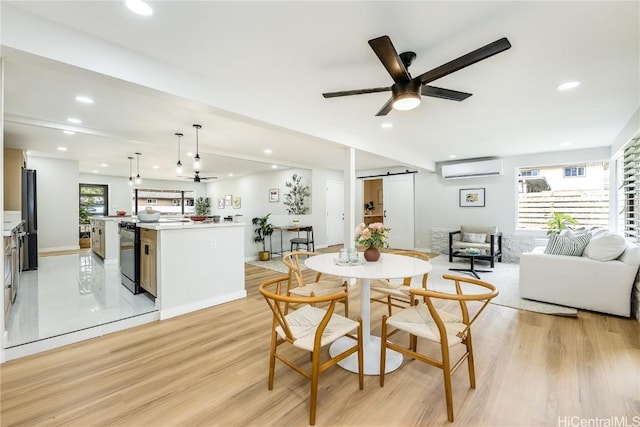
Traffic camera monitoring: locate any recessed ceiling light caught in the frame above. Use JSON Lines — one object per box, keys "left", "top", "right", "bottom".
{"left": 557, "top": 81, "right": 581, "bottom": 91}
{"left": 92, "top": 170, "right": 99, "bottom": 174}
{"left": 125, "top": 0, "right": 153, "bottom": 16}
{"left": 449, "top": 154, "right": 457, "bottom": 159}
{"left": 57, "top": 147, "right": 68, "bottom": 151}
{"left": 560, "top": 141, "right": 572, "bottom": 147}
{"left": 271, "top": 165, "right": 278, "bottom": 169}
{"left": 67, "top": 118, "right": 82, "bottom": 124}
{"left": 63, "top": 130, "right": 75, "bottom": 135}
{"left": 75, "top": 95, "right": 94, "bottom": 104}
{"left": 186, "top": 152, "right": 194, "bottom": 157}
{"left": 381, "top": 123, "right": 393, "bottom": 129}
{"left": 152, "top": 165, "right": 160, "bottom": 169}
{"left": 228, "top": 173, "right": 234, "bottom": 177}
{"left": 100, "top": 163, "right": 108, "bottom": 167}
{"left": 264, "top": 149, "right": 272, "bottom": 154}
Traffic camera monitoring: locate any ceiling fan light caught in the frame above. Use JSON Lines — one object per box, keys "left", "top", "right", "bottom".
{"left": 392, "top": 94, "right": 421, "bottom": 111}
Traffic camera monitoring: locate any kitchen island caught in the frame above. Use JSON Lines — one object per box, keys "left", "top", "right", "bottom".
{"left": 136, "top": 221, "right": 246, "bottom": 319}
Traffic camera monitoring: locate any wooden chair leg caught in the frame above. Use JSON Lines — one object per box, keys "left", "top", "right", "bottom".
{"left": 310, "top": 351, "right": 320, "bottom": 426}
{"left": 465, "top": 331, "right": 476, "bottom": 389}
{"left": 441, "top": 344, "right": 455, "bottom": 422}
{"left": 357, "top": 318, "right": 364, "bottom": 390}
{"left": 268, "top": 332, "right": 277, "bottom": 390}
{"left": 343, "top": 292, "right": 349, "bottom": 318}
{"left": 386, "top": 295, "right": 393, "bottom": 316}
{"left": 380, "top": 315, "right": 388, "bottom": 386}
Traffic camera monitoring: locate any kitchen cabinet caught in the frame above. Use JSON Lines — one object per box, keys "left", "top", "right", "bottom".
{"left": 90, "top": 219, "right": 105, "bottom": 258}
{"left": 3, "top": 148, "right": 25, "bottom": 211}
{"left": 89, "top": 218, "right": 120, "bottom": 264}
{"left": 140, "top": 228, "right": 157, "bottom": 297}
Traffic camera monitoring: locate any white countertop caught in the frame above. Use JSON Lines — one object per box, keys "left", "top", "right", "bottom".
{"left": 3, "top": 211, "right": 25, "bottom": 237}
{"left": 137, "top": 221, "right": 246, "bottom": 230}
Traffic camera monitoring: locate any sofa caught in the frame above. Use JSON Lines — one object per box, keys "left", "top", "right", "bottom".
{"left": 520, "top": 231, "right": 640, "bottom": 317}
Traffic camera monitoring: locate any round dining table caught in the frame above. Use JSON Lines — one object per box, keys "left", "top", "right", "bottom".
{"left": 305, "top": 251, "right": 432, "bottom": 375}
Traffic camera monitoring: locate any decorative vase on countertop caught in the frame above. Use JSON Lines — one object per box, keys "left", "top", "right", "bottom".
{"left": 364, "top": 244, "right": 380, "bottom": 262}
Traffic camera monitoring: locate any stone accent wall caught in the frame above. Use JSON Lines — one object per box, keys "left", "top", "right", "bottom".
{"left": 430, "top": 228, "right": 536, "bottom": 263}
{"left": 431, "top": 227, "right": 640, "bottom": 323}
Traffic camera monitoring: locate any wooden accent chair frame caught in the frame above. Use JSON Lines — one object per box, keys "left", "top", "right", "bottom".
{"left": 259, "top": 276, "right": 363, "bottom": 426}
{"left": 282, "top": 251, "right": 349, "bottom": 316}
{"left": 370, "top": 250, "right": 431, "bottom": 316}
{"left": 379, "top": 274, "right": 498, "bottom": 422}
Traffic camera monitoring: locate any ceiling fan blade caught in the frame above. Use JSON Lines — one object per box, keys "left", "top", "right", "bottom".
{"left": 322, "top": 87, "right": 391, "bottom": 98}
{"left": 417, "top": 37, "right": 511, "bottom": 85}
{"left": 368, "top": 35, "right": 411, "bottom": 83}
{"left": 375, "top": 98, "right": 394, "bottom": 116}
{"left": 421, "top": 85, "right": 472, "bottom": 101}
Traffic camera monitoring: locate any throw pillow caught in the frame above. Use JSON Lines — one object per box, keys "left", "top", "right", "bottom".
{"left": 583, "top": 232, "right": 626, "bottom": 261}
{"left": 544, "top": 232, "right": 591, "bottom": 256}
{"left": 462, "top": 232, "right": 486, "bottom": 244}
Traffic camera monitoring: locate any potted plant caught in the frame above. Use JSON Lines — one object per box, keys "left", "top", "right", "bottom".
{"left": 195, "top": 197, "right": 211, "bottom": 215}
{"left": 252, "top": 213, "right": 274, "bottom": 261}
{"left": 79, "top": 205, "right": 91, "bottom": 248}
{"left": 546, "top": 212, "right": 577, "bottom": 235}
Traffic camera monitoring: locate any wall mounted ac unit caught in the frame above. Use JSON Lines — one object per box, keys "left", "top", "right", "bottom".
{"left": 441, "top": 159, "right": 503, "bottom": 180}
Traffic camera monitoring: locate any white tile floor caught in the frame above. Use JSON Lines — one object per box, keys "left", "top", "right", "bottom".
{"left": 5, "top": 252, "right": 157, "bottom": 348}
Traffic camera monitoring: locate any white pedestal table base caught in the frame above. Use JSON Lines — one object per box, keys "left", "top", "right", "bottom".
{"left": 329, "top": 336, "right": 402, "bottom": 375}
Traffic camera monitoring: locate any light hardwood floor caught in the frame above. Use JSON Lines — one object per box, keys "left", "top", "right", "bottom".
{"left": 1, "top": 253, "right": 639, "bottom": 426}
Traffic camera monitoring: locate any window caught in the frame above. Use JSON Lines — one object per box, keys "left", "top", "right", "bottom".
{"left": 517, "top": 162, "right": 608, "bottom": 230}
{"left": 79, "top": 184, "right": 108, "bottom": 217}
{"left": 134, "top": 189, "right": 196, "bottom": 215}
{"left": 617, "top": 139, "right": 640, "bottom": 241}
{"left": 563, "top": 166, "right": 586, "bottom": 177}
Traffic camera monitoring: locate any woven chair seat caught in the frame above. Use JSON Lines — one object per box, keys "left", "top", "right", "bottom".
{"left": 276, "top": 304, "right": 359, "bottom": 351}
{"left": 386, "top": 303, "right": 465, "bottom": 346}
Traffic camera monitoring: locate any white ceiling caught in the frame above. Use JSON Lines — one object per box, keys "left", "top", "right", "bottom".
{"left": 2, "top": 1, "right": 639, "bottom": 182}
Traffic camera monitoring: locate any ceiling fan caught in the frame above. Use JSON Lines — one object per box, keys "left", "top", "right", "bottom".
{"left": 179, "top": 171, "right": 217, "bottom": 183}
{"left": 322, "top": 35, "right": 511, "bottom": 116}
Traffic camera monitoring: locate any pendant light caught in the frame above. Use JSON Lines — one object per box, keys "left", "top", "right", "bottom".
{"left": 135, "top": 152, "right": 142, "bottom": 184}
{"left": 128, "top": 156, "right": 134, "bottom": 186}
{"left": 175, "top": 132, "right": 184, "bottom": 174}
{"left": 193, "top": 124, "right": 202, "bottom": 171}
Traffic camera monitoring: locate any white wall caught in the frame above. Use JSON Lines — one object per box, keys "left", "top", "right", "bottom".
{"left": 206, "top": 167, "right": 342, "bottom": 259}
{"left": 28, "top": 156, "right": 79, "bottom": 251}
{"left": 415, "top": 146, "right": 611, "bottom": 250}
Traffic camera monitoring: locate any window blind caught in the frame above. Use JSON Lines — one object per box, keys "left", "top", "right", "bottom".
{"left": 621, "top": 138, "right": 640, "bottom": 241}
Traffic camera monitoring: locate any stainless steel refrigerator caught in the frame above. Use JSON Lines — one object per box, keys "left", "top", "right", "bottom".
{"left": 21, "top": 168, "right": 38, "bottom": 271}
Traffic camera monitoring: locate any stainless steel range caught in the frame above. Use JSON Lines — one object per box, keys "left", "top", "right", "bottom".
{"left": 118, "top": 221, "right": 141, "bottom": 294}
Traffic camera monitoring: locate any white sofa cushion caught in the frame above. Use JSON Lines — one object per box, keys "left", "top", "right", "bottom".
{"left": 583, "top": 232, "right": 627, "bottom": 261}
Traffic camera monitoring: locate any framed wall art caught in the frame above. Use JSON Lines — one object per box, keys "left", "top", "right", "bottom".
{"left": 459, "top": 188, "right": 485, "bottom": 207}
{"left": 232, "top": 197, "right": 241, "bottom": 209}
{"left": 269, "top": 188, "right": 279, "bottom": 202}
{"left": 217, "top": 198, "right": 225, "bottom": 209}
{"left": 224, "top": 194, "right": 232, "bottom": 207}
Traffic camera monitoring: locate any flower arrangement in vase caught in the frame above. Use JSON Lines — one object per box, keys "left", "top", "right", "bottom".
{"left": 355, "top": 222, "right": 390, "bottom": 262}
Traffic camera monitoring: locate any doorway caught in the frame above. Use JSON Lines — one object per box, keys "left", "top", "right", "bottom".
{"left": 361, "top": 174, "right": 415, "bottom": 249}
